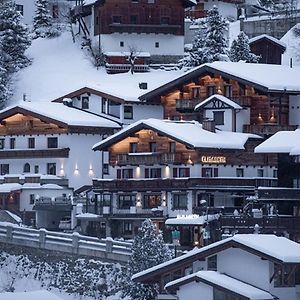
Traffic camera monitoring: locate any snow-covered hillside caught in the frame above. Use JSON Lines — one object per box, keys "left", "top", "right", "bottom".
{"left": 12, "top": 31, "right": 184, "bottom": 104}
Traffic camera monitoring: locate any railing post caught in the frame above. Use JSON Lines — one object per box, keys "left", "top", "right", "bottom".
{"left": 6, "top": 225, "right": 13, "bottom": 242}
{"left": 39, "top": 228, "right": 46, "bottom": 249}
{"left": 106, "top": 237, "right": 113, "bottom": 253}
{"left": 72, "top": 232, "right": 80, "bottom": 254}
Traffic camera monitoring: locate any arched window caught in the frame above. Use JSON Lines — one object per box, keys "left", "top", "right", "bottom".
{"left": 23, "top": 163, "right": 30, "bottom": 173}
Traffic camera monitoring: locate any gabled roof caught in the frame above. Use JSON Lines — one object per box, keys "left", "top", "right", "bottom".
{"left": 194, "top": 94, "right": 243, "bottom": 111}
{"left": 139, "top": 62, "right": 300, "bottom": 102}
{"left": 132, "top": 234, "right": 300, "bottom": 283}
{"left": 0, "top": 102, "right": 120, "bottom": 129}
{"left": 92, "top": 118, "right": 260, "bottom": 151}
{"left": 165, "top": 271, "right": 274, "bottom": 300}
{"left": 255, "top": 129, "right": 300, "bottom": 155}
{"left": 249, "top": 34, "right": 286, "bottom": 51}
{"left": 52, "top": 86, "right": 125, "bottom": 104}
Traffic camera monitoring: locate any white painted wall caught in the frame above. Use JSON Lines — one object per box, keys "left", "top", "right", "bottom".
{"left": 218, "top": 248, "right": 270, "bottom": 290}
{"left": 177, "top": 281, "right": 213, "bottom": 300}
{"left": 236, "top": 108, "right": 250, "bottom": 132}
{"left": 15, "top": 0, "right": 35, "bottom": 25}
{"left": 204, "top": 109, "right": 233, "bottom": 132}
{"left": 203, "top": 1, "right": 238, "bottom": 20}
{"left": 130, "top": 104, "right": 163, "bottom": 125}
{"left": 93, "top": 34, "right": 185, "bottom": 56}
{"left": 289, "top": 95, "right": 300, "bottom": 126}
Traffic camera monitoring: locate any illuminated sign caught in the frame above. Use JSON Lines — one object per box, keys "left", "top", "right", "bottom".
{"left": 201, "top": 156, "right": 226, "bottom": 164}
{"left": 176, "top": 214, "right": 200, "bottom": 219}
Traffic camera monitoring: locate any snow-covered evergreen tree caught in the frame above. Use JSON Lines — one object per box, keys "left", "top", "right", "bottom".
{"left": 203, "top": 6, "right": 228, "bottom": 62}
{"left": 0, "top": 0, "right": 31, "bottom": 73}
{"left": 33, "top": 0, "right": 60, "bottom": 38}
{"left": 229, "top": 32, "right": 259, "bottom": 63}
{"left": 0, "top": 61, "right": 9, "bottom": 108}
{"left": 122, "top": 219, "right": 173, "bottom": 300}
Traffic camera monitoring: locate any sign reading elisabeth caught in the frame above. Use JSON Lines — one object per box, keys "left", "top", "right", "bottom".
{"left": 201, "top": 156, "right": 226, "bottom": 164}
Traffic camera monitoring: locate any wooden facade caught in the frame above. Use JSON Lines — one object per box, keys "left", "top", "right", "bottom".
{"left": 93, "top": 0, "right": 186, "bottom": 36}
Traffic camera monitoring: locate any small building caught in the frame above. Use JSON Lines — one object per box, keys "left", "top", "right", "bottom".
{"left": 133, "top": 234, "right": 300, "bottom": 300}
{"left": 249, "top": 34, "right": 286, "bottom": 65}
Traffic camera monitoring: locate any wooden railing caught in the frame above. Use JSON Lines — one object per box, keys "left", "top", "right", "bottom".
{"left": 243, "top": 124, "right": 297, "bottom": 135}
{"left": 116, "top": 152, "right": 182, "bottom": 166}
{"left": 0, "top": 223, "right": 132, "bottom": 263}
{"left": 0, "top": 148, "right": 70, "bottom": 159}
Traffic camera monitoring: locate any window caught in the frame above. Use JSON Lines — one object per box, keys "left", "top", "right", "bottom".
{"left": 145, "top": 168, "right": 161, "bottom": 178}
{"left": 120, "top": 41, "right": 124, "bottom": 47}
{"left": 82, "top": 96, "right": 89, "bottom": 109}
{"left": 173, "top": 193, "right": 188, "bottom": 210}
{"left": 123, "top": 221, "right": 133, "bottom": 234}
{"left": 161, "top": 17, "right": 170, "bottom": 24}
{"left": 16, "top": 4, "right": 24, "bottom": 15}
{"left": 10, "top": 138, "right": 15, "bottom": 149}
{"left": 197, "top": 193, "right": 214, "bottom": 207}
{"left": 47, "top": 137, "right": 58, "bottom": 148}
{"left": 236, "top": 168, "right": 244, "bottom": 177}
{"left": 202, "top": 168, "right": 218, "bottom": 178}
{"left": 0, "top": 139, "right": 5, "bottom": 149}
{"left": 28, "top": 137, "right": 35, "bottom": 149}
{"left": 207, "top": 85, "right": 216, "bottom": 96}
{"left": 257, "top": 169, "right": 264, "bottom": 177}
{"left": 169, "top": 142, "right": 176, "bottom": 153}
{"left": 224, "top": 85, "right": 232, "bottom": 98}
{"left": 52, "top": 4, "right": 59, "bottom": 18}
{"left": 173, "top": 167, "right": 190, "bottom": 178}
{"left": 23, "top": 163, "right": 30, "bottom": 173}
{"left": 103, "top": 163, "right": 109, "bottom": 175}
{"left": 143, "top": 194, "right": 161, "bottom": 208}
{"left": 30, "top": 194, "right": 35, "bottom": 205}
{"left": 108, "top": 100, "right": 121, "bottom": 118}
{"left": 34, "top": 165, "right": 39, "bottom": 174}
{"left": 118, "top": 194, "right": 135, "bottom": 209}
{"left": 293, "top": 178, "right": 300, "bottom": 188}
{"left": 112, "top": 16, "right": 121, "bottom": 23}
{"left": 273, "top": 169, "right": 278, "bottom": 178}
{"left": 102, "top": 97, "right": 107, "bottom": 113}
{"left": 47, "top": 163, "right": 56, "bottom": 175}
{"left": 213, "top": 111, "right": 224, "bottom": 125}
{"left": 0, "top": 164, "right": 9, "bottom": 175}
{"left": 124, "top": 105, "right": 133, "bottom": 119}
{"left": 213, "top": 288, "right": 239, "bottom": 300}
{"left": 149, "top": 142, "right": 157, "bottom": 152}
{"left": 117, "top": 168, "right": 133, "bottom": 179}
{"left": 155, "top": 42, "right": 159, "bottom": 48}
{"left": 129, "top": 142, "right": 138, "bottom": 153}
{"left": 207, "top": 255, "right": 217, "bottom": 271}
{"left": 274, "top": 263, "right": 295, "bottom": 287}
{"left": 130, "top": 15, "right": 138, "bottom": 24}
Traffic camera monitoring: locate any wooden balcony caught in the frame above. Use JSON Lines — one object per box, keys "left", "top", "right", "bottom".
{"left": 116, "top": 153, "right": 182, "bottom": 166}
{"left": 176, "top": 96, "right": 252, "bottom": 112}
{"left": 0, "top": 148, "right": 70, "bottom": 159}
{"left": 220, "top": 215, "right": 300, "bottom": 236}
{"left": 109, "top": 23, "right": 181, "bottom": 34}
{"left": 243, "top": 124, "right": 297, "bottom": 136}
{"left": 93, "top": 177, "right": 277, "bottom": 192}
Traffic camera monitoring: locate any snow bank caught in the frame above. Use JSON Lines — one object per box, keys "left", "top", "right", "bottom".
{"left": 1, "top": 290, "right": 63, "bottom": 300}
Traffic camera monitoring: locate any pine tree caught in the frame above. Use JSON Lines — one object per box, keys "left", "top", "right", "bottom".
{"left": 229, "top": 32, "right": 259, "bottom": 63}
{"left": 203, "top": 6, "right": 228, "bottom": 62}
{"left": 122, "top": 219, "right": 173, "bottom": 300}
{"left": 33, "top": 0, "right": 60, "bottom": 38}
{"left": 0, "top": 61, "right": 9, "bottom": 108}
{"left": 0, "top": 0, "right": 31, "bottom": 73}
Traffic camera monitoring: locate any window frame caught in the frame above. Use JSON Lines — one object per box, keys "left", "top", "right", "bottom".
{"left": 47, "top": 137, "right": 58, "bottom": 149}
{"left": 47, "top": 163, "right": 56, "bottom": 175}
{"left": 213, "top": 111, "right": 225, "bottom": 125}
{"left": 172, "top": 193, "right": 188, "bottom": 210}
{"left": 124, "top": 105, "right": 133, "bottom": 119}
{"left": 28, "top": 137, "right": 35, "bottom": 149}
{"left": 81, "top": 96, "right": 89, "bottom": 109}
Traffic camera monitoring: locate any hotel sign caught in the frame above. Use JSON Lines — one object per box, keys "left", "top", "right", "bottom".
{"left": 201, "top": 156, "right": 226, "bottom": 164}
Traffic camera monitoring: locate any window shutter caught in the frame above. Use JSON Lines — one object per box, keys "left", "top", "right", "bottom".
{"left": 117, "top": 169, "right": 121, "bottom": 179}
{"left": 145, "top": 168, "right": 149, "bottom": 178}
{"left": 173, "top": 168, "right": 178, "bottom": 178}
{"left": 214, "top": 168, "right": 218, "bottom": 177}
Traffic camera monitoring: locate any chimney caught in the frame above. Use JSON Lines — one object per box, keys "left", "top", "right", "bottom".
{"left": 202, "top": 119, "right": 216, "bottom": 133}
{"left": 139, "top": 82, "right": 148, "bottom": 90}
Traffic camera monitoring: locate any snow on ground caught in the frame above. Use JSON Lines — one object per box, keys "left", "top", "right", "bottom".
{"left": 11, "top": 30, "right": 184, "bottom": 104}
{"left": 281, "top": 23, "right": 300, "bottom": 66}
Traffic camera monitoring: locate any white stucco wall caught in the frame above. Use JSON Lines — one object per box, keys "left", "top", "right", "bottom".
{"left": 218, "top": 248, "right": 271, "bottom": 290}
{"left": 289, "top": 95, "right": 300, "bottom": 126}
{"left": 93, "top": 33, "right": 184, "bottom": 56}
{"left": 177, "top": 281, "right": 213, "bottom": 300}
{"left": 204, "top": 1, "right": 238, "bottom": 20}
{"left": 15, "top": 0, "right": 35, "bottom": 25}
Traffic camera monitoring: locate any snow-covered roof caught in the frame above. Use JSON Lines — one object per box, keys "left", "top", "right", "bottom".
{"left": 0, "top": 102, "right": 120, "bottom": 128}
{"left": 165, "top": 271, "right": 274, "bottom": 300}
{"left": 76, "top": 213, "right": 100, "bottom": 219}
{"left": 194, "top": 94, "right": 243, "bottom": 111}
{"left": 255, "top": 129, "right": 300, "bottom": 155}
{"left": 132, "top": 234, "right": 300, "bottom": 282}
{"left": 165, "top": 214, "right": 219, "bottom": 226}
{"left": 1, "top": 291, "right": 63, "bottom": 300}
{"left": 5, "top": 211, "right": 22, "bottom": 223}
{"left": 0, "top": 183, "right": 22, "bottom": 193}
{"left": 93, "top": 118, "right": 260, "bottom": 151}
{"left": 249, "top": 34, "right": 286, "bottom": 49}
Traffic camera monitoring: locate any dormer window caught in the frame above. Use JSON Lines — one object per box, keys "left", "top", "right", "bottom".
{"left": 82, "top": 96, "right": 89, "bottom": 109}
